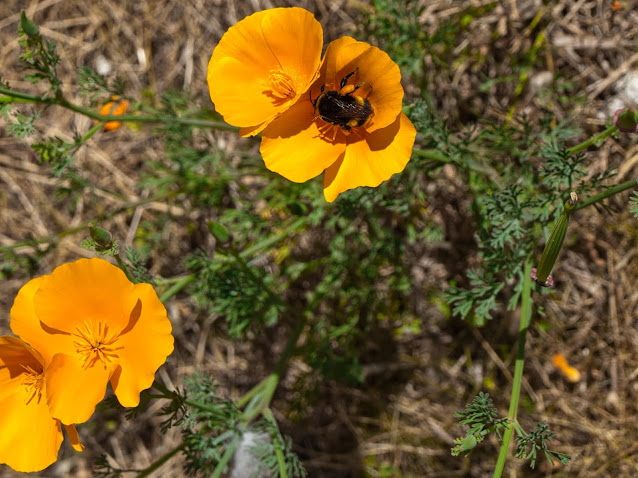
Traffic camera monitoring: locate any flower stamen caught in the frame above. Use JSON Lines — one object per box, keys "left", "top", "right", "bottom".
{"left": 20, "top": 365, "right": 43, "bottom": 405}
{"left": 72, "top": 320, "right": 122, "bottom": 369}
{"left": 267, "top": 68, "right": 296, "bottom": 100}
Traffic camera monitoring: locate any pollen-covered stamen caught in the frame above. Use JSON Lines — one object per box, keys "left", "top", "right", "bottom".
{"left": 267, "top": 68, "right": 296, "bottom": 99}
{"left": 20, "top": 365, "right": 43, "bottom": 405}
{"left": 72, "top": 320, "right": 123, "bottom": 370}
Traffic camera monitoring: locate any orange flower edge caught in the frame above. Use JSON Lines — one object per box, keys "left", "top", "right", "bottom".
{"left": 261, "top": 37, "right": 415, "bottom": 201}
{"left": 99, "top": 96, "right": 129, "bottom": 131}
{"left": 0, "top": 336, "right": 83, "bottom": 472}
{"left": 10, "top": 258, "right": 174, "bottom": 424}
{"left": 208, "top": 7, "right": 323, "bottom": 132}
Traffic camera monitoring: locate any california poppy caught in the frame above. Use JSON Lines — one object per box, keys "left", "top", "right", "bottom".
{"left": 207, "top": 7, "right": 323, "bottom": 136}
{"left": 10, "top": 258, "right": 174, "bottom": 425}
{"left": 0, "top": 336, "right": 83, "bottom": 472}
{"left": 260, "top": 36, "right": 416, "bottom": 202}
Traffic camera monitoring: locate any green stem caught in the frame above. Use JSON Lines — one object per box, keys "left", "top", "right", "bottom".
{"left": 572, "top": 177, "right": 638, "bottom": 212}
{"left": 493, "top": 259, "right": 533, "bottom": 478}
{"left": 566, "top": 124, "right": 618, "bottom": 156}
{"left": 263, "top": 408, "right": 288, "bottom": 478}
{"left": 136, "top": 442, "right": 187, "bottom": 478}
{"left": 159, "top": 274, "right": 196, "bottom": 303}
{"left": 114, "top": 252, "right": 135, "bottom": 283}
{"left": 0, "top": 87, "right": 237, "bottom": 131}
{"left": 210, "top": 436, "right": 242, "bottom": 478}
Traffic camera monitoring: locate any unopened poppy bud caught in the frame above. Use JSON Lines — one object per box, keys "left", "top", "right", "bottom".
{"left": 208, "top": 221, "right": 232, "bottom": 246}
{"left": 535, "top": 196, "right": 577, "bottom": 285}
{"left": 20, "top": 12, "right": 39, "bottom": 38}
{"left": 613, "top": 108, "right": 638, "bottom": 133}
{"left": 88, "top": 223, "right": 114, "bottom": 250}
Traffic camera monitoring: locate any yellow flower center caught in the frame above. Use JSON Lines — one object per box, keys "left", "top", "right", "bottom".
{"left": 267, "top": 68, "right": 296, "bottom": 99}
{"left": 72, "top": 320, "right": 122, "bottom": 369}
{"left": 21, "top": 365, "right": 43, "bottom": 405}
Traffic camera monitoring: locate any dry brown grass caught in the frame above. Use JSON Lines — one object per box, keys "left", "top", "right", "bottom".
{"left": 2, "top": 0, "right": 638, "bottom": 477}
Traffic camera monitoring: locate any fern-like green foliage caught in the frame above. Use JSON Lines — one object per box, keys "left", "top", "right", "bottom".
{"left": 451, "top": 392, "right": 509, "bottom": 456}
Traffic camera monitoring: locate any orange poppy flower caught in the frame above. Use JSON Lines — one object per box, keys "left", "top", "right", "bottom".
{"left": 207, "top": 7, "right": 323, "bottom": 136}
{"left": 99, "top": 96, "right": 129, "bottom": 131}
{"left": 260, "top": 36, "right": 416, "bottom": 202}
{"left": 10, "top": 258, "right": 174, "bottom": 425}
{"left": 0, "top": 336, "right": 83, "bottom": 472}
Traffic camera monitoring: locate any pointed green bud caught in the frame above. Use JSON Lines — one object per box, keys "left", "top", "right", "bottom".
{"left": 535, "top": 193, "right": 577, "bottom": 285}
{"left": 88, "top": 223, "right": 113, "bottom": 250}
{"left": 20, "top": 12, "right": 39, "bottom": 38}
{"left": 208, "top": 221, "right": 231, "bottom": 246}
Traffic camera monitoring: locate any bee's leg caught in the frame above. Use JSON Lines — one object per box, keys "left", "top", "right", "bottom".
{"left": 351, "top": 81, "right": 373, "bottom": 95}
{"left": 340, "top": 68, "right": 359, "bottom": 90}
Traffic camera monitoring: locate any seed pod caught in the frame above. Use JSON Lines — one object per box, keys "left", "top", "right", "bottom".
{"left": 535, "top": 198, "right": 576, "bottom": 285}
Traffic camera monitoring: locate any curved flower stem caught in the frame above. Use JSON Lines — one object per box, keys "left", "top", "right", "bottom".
{"left": 566, "top": 124, "right": 618, "bottom": 156}
{"left": 136, "top": 442, "right": 187, "bottom": 478}
{"left": 493, "top": 259, "right": 533, "bottom": 478}
{"left": 114, "top": 252, "right": 135, "bottom": 283}
{"left": 0, "top": 86, "right": 238, "bottom": 131}
{"left": 572, "top": 177, "right": 638, "bottom": 212}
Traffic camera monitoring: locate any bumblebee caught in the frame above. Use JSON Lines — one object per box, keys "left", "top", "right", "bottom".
{"left": 310, "top": 68, "right": 373, "bottom": 132}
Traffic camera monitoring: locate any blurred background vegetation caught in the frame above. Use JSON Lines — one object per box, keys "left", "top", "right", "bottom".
{"left": 1, "top": 0, "right": 638, "bottom": 476}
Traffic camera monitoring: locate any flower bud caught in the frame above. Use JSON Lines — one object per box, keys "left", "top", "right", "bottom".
{"left": 20, "top": 12, "right": 39, "bottom": 38}
{"left": 613, "top": 108, "right": 638, "bottom": 133}
{"left": 208, "top": 221, "right": 232, "bottom": 246}
{"left": 88, "top": 223, "right": 114, "bottom": 250}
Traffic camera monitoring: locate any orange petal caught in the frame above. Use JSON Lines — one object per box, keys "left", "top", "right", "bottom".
{"left": 321, "top": 36, "right": 404, "bottom": 133}
{"left": 208, "top": 7, "right": 322, "bottom": 128}
{"left": 64, "top": 424, "right": 85, "bottom": 452}
{"left": 33, "top": 258, "right": 137, "bottom": 334}
{"left": 261, "top": 98, "right": 347, "bottom": 182}
{"left": 45, "top": 353, "right": 112, "bottom": 425}
{"left": 10, "top": 275, "right": 71, "bottom": 366}
{"left": 109, "top": 283, "right": 174, "bottom": 407}
{"left": 0, "top": 337, "right": 63, "bottom": 472}
{"left": 323, "top": 112, "right": 416, "bottom": 202}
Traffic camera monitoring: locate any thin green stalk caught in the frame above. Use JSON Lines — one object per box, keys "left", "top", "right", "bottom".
{"left": 572, "top": 177, "right": 638, "bottom": 212}
{"left": 160, "top": 274, "right": 196, "bottom": 303}
{"left": 136, "top": 442, "right": 186, "bottom": 478}
{"left": 263, "top": 408, "right": 288, "bottom": 478}
{"left": 566, "top": 124, "right": 618, "bottom": 156}
{"left": 493, "top": 259, "right": 533, "bottom": 478}
{"left": 0, "top": 87, "right": 237, "bottom": 131}
{"left": 114, "top": 252, "right": 135, "bottom": 283}
{"left": 210, "top": 436, "right": 242, "bottom": 478}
